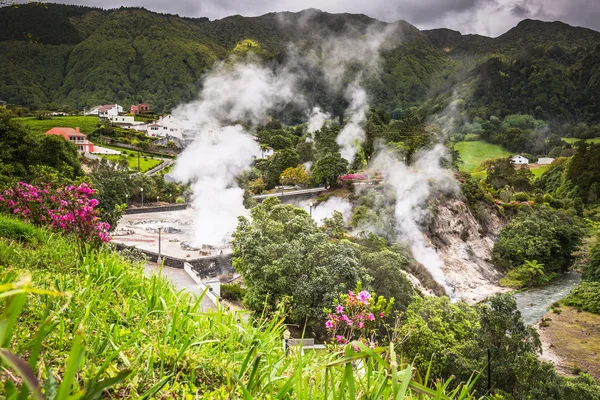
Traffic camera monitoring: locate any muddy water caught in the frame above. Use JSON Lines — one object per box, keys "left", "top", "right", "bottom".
{"left": 514, "top": 272, "right": 581, "bottom": 325}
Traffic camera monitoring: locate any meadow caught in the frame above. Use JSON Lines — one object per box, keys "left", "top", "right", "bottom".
{"left": 15, "top": 115, "right": 100, "bottom": 135}
{"left": 98, "top": 153, "right": 163, "bottom": 173}
{"left": 455, "top": 141, "right": 512, "bottom": 172}
{"left": 562, "top": 137, "right": 600, "bottom": 144}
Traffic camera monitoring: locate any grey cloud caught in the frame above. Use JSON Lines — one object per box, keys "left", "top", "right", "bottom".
{"left": 510, "top": 4, "right": 530, "bottom": 17}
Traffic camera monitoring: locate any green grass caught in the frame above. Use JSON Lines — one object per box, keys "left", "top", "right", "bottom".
{"left": 99, "top": 153, "right": 163, "bottom": 173}
{"left": 531, "top": 165, "right": 550, "bottom": 179}
{"left": 455, "top": 141, "right": 512, "bottom": 172}
{"left": 15, "top": 116, "right": 100, "bottom": 135}
{"left": 0, "top": 215, "right": 480, "bottom": 398}
{"left": 562, "top": 137, "right": 600, "bottom": 144}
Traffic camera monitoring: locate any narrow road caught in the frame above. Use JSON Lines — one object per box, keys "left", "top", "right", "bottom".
{"left": 144, "top": 262, "right": 216, "bottom": 311}
{"left": 145, "top": 159, "right": 175, "bottom": 176}
{"left": 253, "top": 187, "right": 326, "bottom": 200}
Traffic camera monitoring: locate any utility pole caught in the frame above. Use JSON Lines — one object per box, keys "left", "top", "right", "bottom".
{"left": 157, "top": 226, "right": 162, "bottom": 265}
{"left": 140, "top": 187, "right": 144, "bottom": 207}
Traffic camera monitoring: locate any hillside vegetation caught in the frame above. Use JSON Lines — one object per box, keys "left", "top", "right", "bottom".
{"left": 2, "top": 3, "right": 600, "bottom": 124}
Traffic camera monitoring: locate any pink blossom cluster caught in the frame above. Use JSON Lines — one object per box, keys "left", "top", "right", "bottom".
{"left": 339, "top": 173, "right": 368, "bottom": 181}
{"left": 0, "top": 182, "right": 110, "bottom": 245}
{"left": 325, "top": 288, "right": 389, "bottom": 350}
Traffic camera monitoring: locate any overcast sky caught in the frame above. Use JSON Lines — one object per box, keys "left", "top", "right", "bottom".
{"left": 48, "top": 0, "right": 600, "bottom": 37}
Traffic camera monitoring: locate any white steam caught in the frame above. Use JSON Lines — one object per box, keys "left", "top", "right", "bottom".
{"left": 307, "top": 106, "right": 330, "bottom": 134}
{"left": 172, "top": 60, "right": 301, "bottom": 245}
{"left": 301, "top": 197, "right": 353, "bottom": 224}
{"left": 337, "top": 83, "right": 368, "bottom": 163}
{"left": 372, "top": 144, "right": 459, "bottom": 294}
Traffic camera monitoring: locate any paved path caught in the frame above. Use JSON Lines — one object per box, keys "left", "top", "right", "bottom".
{"left": 146, "top": 159, "right": 175, "bottom": 176}
{"left": 253, "top": 187, "right": 326, "bottom": 200}
{"left": 144, "top": 262, "right": 216, "bottom": 311}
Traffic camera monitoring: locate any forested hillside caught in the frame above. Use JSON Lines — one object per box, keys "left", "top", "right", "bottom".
{"left": 2, "top": 3, "right": 600, "bottom": 123}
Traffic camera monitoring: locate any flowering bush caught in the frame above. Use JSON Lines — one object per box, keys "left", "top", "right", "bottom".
{"left": 324, "top": 283, "right": 393, "bottom": 349}
{"left": 338, "top": 173, "right": 368, "bottom": 181}
{"left": 0, "top": 182, "right": 110, "bottom": 246}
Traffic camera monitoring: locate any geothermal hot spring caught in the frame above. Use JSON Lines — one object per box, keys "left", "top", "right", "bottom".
{"left": 111, "top": 198, "right": 351, "bottom": 261}
{"left": 112, "top": 208, "right": 232, "bottom": 260}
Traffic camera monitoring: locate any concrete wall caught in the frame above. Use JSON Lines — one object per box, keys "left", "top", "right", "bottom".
{"left": 124, "top": 203, "right": 189, "bottom": 215}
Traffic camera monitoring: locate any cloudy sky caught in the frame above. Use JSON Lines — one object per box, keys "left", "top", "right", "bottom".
{"left": 51, "top": 0, "right": 600, "bottom": 37}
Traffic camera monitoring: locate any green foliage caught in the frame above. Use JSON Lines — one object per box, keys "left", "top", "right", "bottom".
{"left": 232, "top": 197, "right": 368, "bottom": 332}
{"left": 563, "top": 282, "right": 600, "bottom": 314}
{"left": 313, "top": 152, "right": 348, "bottom": 188}
{"left": 492, "top": 206, "right": 586, "bottom": 274}
{"left": 220, "top": 282, "right": 246, "bottom": 302}
{"left": 0, "top": 113, "right": 83, "bottom": 184}
{"left": 499, "top": 260, "right": 550, "bottom": 288}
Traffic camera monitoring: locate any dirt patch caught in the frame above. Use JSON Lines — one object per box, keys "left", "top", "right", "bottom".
{"left": 537, "top": 306, "right": 600, "bottom": 379}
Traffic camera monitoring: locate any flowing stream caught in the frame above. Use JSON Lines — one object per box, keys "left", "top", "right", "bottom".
{"left": 514, "top": 272, "right": 581, "bottom": 325}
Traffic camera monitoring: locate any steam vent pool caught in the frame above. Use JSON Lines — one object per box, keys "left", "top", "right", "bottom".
{"left": 112, "top": 209, "right": 232, "bottom": 260}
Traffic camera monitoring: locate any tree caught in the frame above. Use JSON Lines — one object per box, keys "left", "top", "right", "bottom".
{"left": 312, "top": 152, "right": 348, "bottom": 188}
{"left": 279, "top": 164, "right": 309, "bottom": 187}
{"left": 492, "top": 206, "right": 585, "bottom": 274}
{"left": 232, "top": 197, "right": 367, "bottom": 332}
{"left": 264, "top": 149, "right": 300, "bottom": 188}
{"left": 247, "top": 177, "right": 266, "bottom": 194}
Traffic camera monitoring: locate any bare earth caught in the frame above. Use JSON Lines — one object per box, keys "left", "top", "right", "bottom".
{"left": 537, "top": 306, "right": 600, "bottom": 379}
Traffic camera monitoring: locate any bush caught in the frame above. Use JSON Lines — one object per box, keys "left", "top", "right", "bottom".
{"left": 514, "top": 192, "right": 529, "bottom": 202}
{"left": 0, "top": 215, "right": 39, "bottom": 242}
{"left": 175, "top": 196, "right": 185, "bottom": 204}
{"left": 220, "top": 283, "right": 246, "bottom": 301}
{"left": 563, "top": 282, "right": 600, "bottom": 314}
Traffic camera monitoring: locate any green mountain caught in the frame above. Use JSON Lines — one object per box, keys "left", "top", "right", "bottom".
{"left": 1, "top": 3, "right": 600, "bottom": 122}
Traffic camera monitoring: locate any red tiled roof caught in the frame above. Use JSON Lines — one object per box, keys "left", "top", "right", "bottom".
{"left": 46, "top": 127, "right": 85, "bottom": 136}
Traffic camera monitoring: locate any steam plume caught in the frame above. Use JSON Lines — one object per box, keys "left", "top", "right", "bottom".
{"left": 372, "top": 144, "right": 458, "bottom": 294}
{"left": 172, "top": 60, "right": 300, "bottom": 245}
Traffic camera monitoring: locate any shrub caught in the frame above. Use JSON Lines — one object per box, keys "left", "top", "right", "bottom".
{"left": 0, "top": 182, "right": 110, "bottom": 246}
{"left": 175, "top": 196, "right": 185, "bottom": 204}
{"left": 0, "top": 214, "right": 38, "bottom": 242}
{"left": 220, "top": 283, "right": 246, "bottom": 301}
{"left": 514, "top": 192, "right": 529, "bottom": 202}
{"left": 563, "top": 281, "right": 600, "bottom": 314}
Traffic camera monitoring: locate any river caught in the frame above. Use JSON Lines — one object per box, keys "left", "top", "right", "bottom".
{"left": 514, "top": 272, "right": 581, "bottom": 325}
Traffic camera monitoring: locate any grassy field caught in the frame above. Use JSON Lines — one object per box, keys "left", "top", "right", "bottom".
{"left": 455, "top": 140, "right": 512, "bottom": 172}
{"left": 531, "top": 164, "right": 550, "bottom": 179}
{"left": 562, "top": 137, "right": 600, "bottom": 144}
{"left": 539, "top": 306, "right": 600, "bottom": 379}
{"left": 99, "top": 153, "right": 163, "bottom": 173}
{"left": 16, "top": 115, "right": 100, "bottom": 135}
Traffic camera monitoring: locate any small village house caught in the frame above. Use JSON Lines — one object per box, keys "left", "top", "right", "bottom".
{"left": 45, "top": 127, "right": 94, "bottom": 153}
{"left": 130, "top": 103, "right": 150, "bottom": 115}
{"left": 85, "top": 104, "right": 123, "bottom": 117}
{"left": 510, "top": 154, "right": 529, "bottom": 165}
{"left": 537, "top": 157, "right": 555, "bottom": 165}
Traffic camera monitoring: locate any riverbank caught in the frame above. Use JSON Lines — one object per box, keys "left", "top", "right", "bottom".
{"left": 537, "top": 306, "right": 600, "bottom": 379}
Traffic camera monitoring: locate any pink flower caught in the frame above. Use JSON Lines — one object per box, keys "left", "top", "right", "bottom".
{"left": 325, "top": 320, "right": 334, "bottom": 329}
{"left": 357, "top": 321, "right": 364, "bottom": 329}
{"left": 367, "top": 313, "right": 375, "bottom": 321}
{"left": 352, "top": 344, "right": 360, "bottom": 351}
{"left": 379, "top": 312, "right": 385, "bottom": 319}
{"left": 357, "top": 290, "right": 372, "bottom": 304}
{"left": 336, "top": 335, "right": 346, "bottom": 343}
{"left": 336, "top": 305, "right": 343, "bottom": 314}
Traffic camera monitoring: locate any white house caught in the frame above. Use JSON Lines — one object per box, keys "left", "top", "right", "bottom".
{"left": 511, "top": 155, "right": 529, "bottom": 165}
{"left": 106, "top": 114, "right": 145, "bottom": 127}
{"left": 86, "top": 104, "right": 123, "bottom": 117}
{"left": 145, "top": 114, "right": 186, "bottom": 139}
{"left": 537, "top": 157, "right": 555, "bottom": 165}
